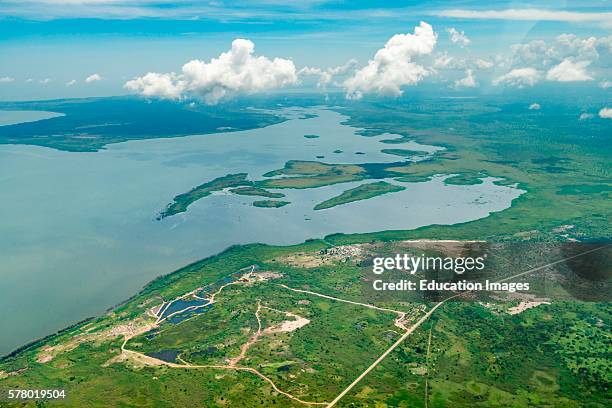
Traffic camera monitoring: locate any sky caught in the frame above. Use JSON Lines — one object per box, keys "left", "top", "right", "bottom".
{"left": 0, "top": 1, "right": 610, "bottom": 102}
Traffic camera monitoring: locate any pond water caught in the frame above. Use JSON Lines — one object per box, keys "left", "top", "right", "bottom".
{"left": 0, "top": 107, "right": 523, "bottom": 354}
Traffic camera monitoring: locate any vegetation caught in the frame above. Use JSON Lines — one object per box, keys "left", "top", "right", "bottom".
{"left": 0, "top": 97, "right": 285, "bottom": 152}
{"left": 443, "top": 173, "right": 486, "bottom": 185}
{"left": 229, "top": 186, "right": 285, "bottom": 198}
{"left": 314, "top": 181, "right": 405, "bottom": 210}
{"left": 324, "top": 95, "right": 611, "bottom": 243}
{"left": 0, "top": 240, "right": 608, "bottom": 407}
{"left": 252, "top": 200, "right": 290, "bottom": 208}
{"left": 258, "top": 160, "right": 367, "bottom": 189}
{"left": 159, "top": 173, "right": 250, "bottom": 219}
{"left": 381, "top": 148, "right": 428, "bottom": 157}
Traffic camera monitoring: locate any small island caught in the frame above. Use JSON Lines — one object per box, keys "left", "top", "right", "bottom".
{"left": 252, "top": 200, "right": 290, "bottom": 208}
{"left": 314, "top": 181, "right": 405, "bottom": 210}
{"left": 303, "top": 134, "right": 320, "bottom": 139}
{"left": 381, "top": 148, "right": 427, "bottom": 157}
{"left": 158, "top": 173, "right": 250, "bottom": 219}
{"left": 230, "top": 186, "right": 285, "bottom": 198}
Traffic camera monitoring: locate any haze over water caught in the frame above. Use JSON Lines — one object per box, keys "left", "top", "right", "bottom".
{"left": 0, "top": 108, "right": 523, "bottom": 354}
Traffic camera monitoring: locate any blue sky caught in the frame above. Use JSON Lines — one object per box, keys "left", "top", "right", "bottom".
{"left": 0, "top": 1, "right": 610, "bottom": 101}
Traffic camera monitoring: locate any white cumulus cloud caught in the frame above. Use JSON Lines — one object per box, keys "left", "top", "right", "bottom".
{"left": 447, "top": 27, "right": 470, "bottom": 47}
{"left": 493, "top": 67, "right": 541, "bottom": 87}
{"left": 454, "top": 69, "right": 477, "bottom": 88}
{"left": 528, "top": 103, "right": 541, "bottom": 110}
{"left": 85, "top": 73, "right": 102, "bottom": 83}
{"left": 599, "top": 107, "right": 612, "bottom": 118}
{"left": 0, "top": 76, "right": 15, "bottom": 83}
{"left": 125, "top": 72, "right": 183, "bottom": 99}
{"left": 66, "top": 79, "right": 77, "bottom": 86}
{"left": 546, "top": 59, "right": 593, "bottom": 82}
{"left": 344, "top": 21, "right": 437, "bottom": 99}
{"left": 125, "top": 39, "right": 297, "bottom": 104}
{"left": 475, "top": 59, "right": 494, "bottom": 69}
{"left": 39, "top": 78, "right": 51, "bottom": 84}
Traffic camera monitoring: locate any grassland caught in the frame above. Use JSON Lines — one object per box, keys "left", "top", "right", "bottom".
{"left": 313, "top": 181, "right": 405, "bottom": 210}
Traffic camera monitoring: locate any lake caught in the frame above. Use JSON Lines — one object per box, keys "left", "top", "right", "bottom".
{"left": 0, "top": 108, "right": 523, "bottom": 354}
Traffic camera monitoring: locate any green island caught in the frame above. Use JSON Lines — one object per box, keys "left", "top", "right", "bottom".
{"left": 158, "top": 173, "right": 251, "bottom": 219}
{"left": 252, "top": 200, "right": 290, "bottom": 208}
{"left": 313, "top": 181, "right": 406, "bottom": 210}
{"left": 230, "top": 186, "right": 285, "bottom": 199}
{"left": 258, "top": 160, "right": 368, "bottom": 189}
{"left": 443, "top": 173, "right": 486, "bottom": 186}
{"left": 303, "top": 134, "right": 320, "bottom": 139}
{"left": 381, "top": 148, "right": 429, "bottom": 157}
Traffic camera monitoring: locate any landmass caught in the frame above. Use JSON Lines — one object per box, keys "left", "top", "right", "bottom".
{"left": 158, "top": 173, "right": 250, "bottom": 219}
{"left": 252, "top": 200, "right": 290, "bottom": 208}
{"left": 381, "top": 148, "right": 428, "bottom": 157}
{"left": 0, "top": 97, "right": 286, "bottom": 152}
{"left": 1, "top": 239, "right": 608, "bottom": 407}
{"left": 230, "top": 187, "right": 285, "bottom": 199}
{"left": 313, "top": 181, "right": 405, "bottom": 210}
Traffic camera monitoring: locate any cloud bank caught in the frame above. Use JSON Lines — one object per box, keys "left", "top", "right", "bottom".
{"left": 125, "top": 39, "right": 297, "bottom": 104}
{"left": 344, "top": 21, "right": 437, "bottom": 99}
